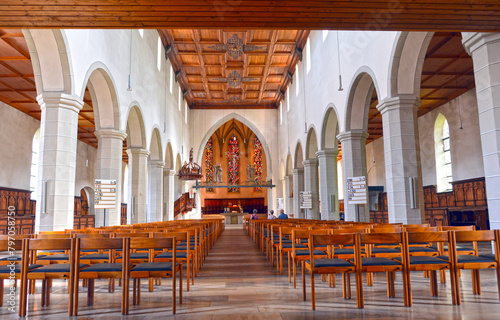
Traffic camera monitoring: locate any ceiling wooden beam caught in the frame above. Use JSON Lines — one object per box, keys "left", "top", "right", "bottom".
{"left": 1, "top": 2, "right": 500, "bottom": 31}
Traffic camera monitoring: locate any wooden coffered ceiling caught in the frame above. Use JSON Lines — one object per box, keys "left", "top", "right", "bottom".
{"left": 1, "top": 1, "right": 500, "bottom": 32}
{"left": 366, "top": 32, "right": 474, "bottom": 144}
{"left": 159, "top": 29, "right": 309, "bottom": 109}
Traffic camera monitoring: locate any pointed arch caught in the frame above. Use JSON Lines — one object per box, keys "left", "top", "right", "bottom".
{"left": 149, "top": 127, "right": 163, "bottom": 162}
{"left": 125, "top": 104, "right": 147, "bottom": 149}
{"left": 164, "top": 142, "right": 174, "bottom": 170}
{"left": 286, "top": 154, "right": 293, "bottom": 176}
{"left": 294, "top": 141, "right": 304, "bottom": 169}
{"left": 321, "top": 105, "right": 340, "bottom": 150}
{"left": 81, "top": 64, "right": 121, "bottom": 130}
{"left": 23, "top": 30, "right": 73, "bottom": 95}
{"left": 196, "top": 113, "right": 272, "bottom": 177}
{"left": 175, "top": 153, "right": 182, "bottom": 171}
{"left": 280, "top": 161, "right": 286, "bottom": 180}
{"left": 345, "top": 67, "right": 380, "bottom": 132}
{"left": 305, "top": 127, "right": 319, "bottom": 160}
{"left": 388, "top": 31, "right": 434, "bottom": 97}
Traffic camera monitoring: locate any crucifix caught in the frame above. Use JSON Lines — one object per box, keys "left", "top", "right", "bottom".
{"left": 226, "top": 150, "right": 240, "bottom": 169}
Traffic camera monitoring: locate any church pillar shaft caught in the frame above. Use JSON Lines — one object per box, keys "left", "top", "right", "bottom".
{"left": 35, "top": 93, "right": 83, "bottom": 232}
{"left": 163, "top": 169, "right": 176, "bottom": 221}
{"left": 463, "top": 32, "right": 500, "bottom": 230}
{"left": 126, "top": 147, "right": 149, "bottom": 224}
{"left": 284, "top": 175, "right": 294, "bottom": 215}
{"left": 317, "top": 149, "right": 339, "bottom": 220}
{"left": 292, "top": 168, "right": 304, "bottom": 218}
{"left": 148, "top": 160, "right": 165, "bottom": 222}
{"left": 337, "top": 130, "right": 369, "bottom": 222}
{"left": 377, "top": 96, "right": 425, "bottom": 224}
{"left": 95, "top": 129, "right": 126, "bottom": 227}
{"left": 303, "top": 159, "right": 320, "bottom": 219}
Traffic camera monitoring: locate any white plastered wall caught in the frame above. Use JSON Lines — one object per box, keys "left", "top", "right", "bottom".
{"left": 278, "top": 30, "right": 397, "bottom": 168}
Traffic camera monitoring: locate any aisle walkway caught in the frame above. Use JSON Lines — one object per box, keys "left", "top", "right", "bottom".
{"left": 5, "top": 226, "right": 500, "bottom": 319}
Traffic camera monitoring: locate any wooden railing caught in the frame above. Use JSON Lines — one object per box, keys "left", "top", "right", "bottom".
{"left": 174, "top": 192, "right": 196, "bottom": 217}
{"left": 201, "top": 197, "right": 267, "bottom": 215}
{"left": 0, "top": 187, "right": 36, "bottom": 235}
{"left": 369, "top": 177, "right": 489, "bottom": 229}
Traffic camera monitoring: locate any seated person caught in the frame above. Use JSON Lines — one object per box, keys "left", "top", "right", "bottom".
{"left": 250, "top": 209, "right": 259, "bottom": 220}
{"left": 267, "top": 210, "right": 276, "bottom": 219}
{"left": 277, "top": 209, "right": 288, "bottom": 219}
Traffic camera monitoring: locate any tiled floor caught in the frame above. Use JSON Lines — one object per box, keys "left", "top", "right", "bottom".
{"left": 2, "top": 226, "right": 500, "bottom": 319}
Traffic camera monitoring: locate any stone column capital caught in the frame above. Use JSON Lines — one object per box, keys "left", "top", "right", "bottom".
{"left": 150, "top": 160, "right": 165, "bottom": 168}
{"left": 316, "top": 148, "right": 339, "bottom": 159}
{"left": 303, "top": 159, "right": 319, "bottom": 167}
{"left": 292, "top": 168, "right": 304, "bottom": 175}
{"left": 37, "top": 92, "right": 83, "bottom": 113}
{"left": 462, "top": 32, "right": 500, "bottom": 55}
{"left": 126, "top": 147, "right": 150, "bottom": 157}
{"left": 337, "top": 130, "right": 369, "bottom": 143}
{"left": 95, "top": 128, "right": 127, "bottom": 141}
{"left": 376, "top": 95, "right": 421, "bottom": 114}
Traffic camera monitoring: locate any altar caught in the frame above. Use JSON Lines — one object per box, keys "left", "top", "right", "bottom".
{"left": 221, "top": 212, "right": 247, "bottom": 225}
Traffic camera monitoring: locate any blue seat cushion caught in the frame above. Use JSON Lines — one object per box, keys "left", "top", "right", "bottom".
{"left": 430, "top": 246, "right": 473, "bottom": 252}
{"left": 80, "top": 253, "right": 110, "bottom": 260}
{"left": 179, "top": 241, "right": 196, "bottom": 246}
{"left": 394, "top": 256, "right": 448, "bottom": 265}
{"left": 437, "top": 255, "right": 496, "bottom": 263}
{"left": 281, "top": 243, "right": 307, "bottom": 249}
{"left": 307, "top": 258, "right": 354, "bottom": 268}
{"left": 0, "top": 254, "right": 22, "bottom": 261}
{"left": 480, "top": 253, "right": 495, "bottom": 260}
{"left": 295, "top": 249, "right": 327, "bottom": 256}
{"left": 333, "top": 248, "right": 354, "bottom": 255}
{"left": 177, "top": 246, "right": 196, "bottom": 251}
{"left": 132, "top": 262, "right": 174, "bottom": 272}
{"left": 81, "top": 263, "right": 122, "bottom": 272}
{"left": 37, "top": 254, "right": 69, "bottom": 261}
{"left": 372, "top": 247, "right": 400, "bottom": 254}
{"left": 408, "top": 247, "right": 438, "bottom": 253}
{"left": 128, "top": 252, "right": 149, "bottom": 259}
{"left": 156, "top": 252, "right": 188, "bottom": 259}
{"left": 30, "top": 263, "right": 87, "bottom": 273}
{"left": 362, "top": 257, "right": 401, "bottom": 266}
{"left": 0, "top": 264, "right": 42, "bottom": 273}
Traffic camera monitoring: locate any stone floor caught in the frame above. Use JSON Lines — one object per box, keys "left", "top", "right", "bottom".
{"left": 2, "top": 225, "right": 500, "bottom": 319}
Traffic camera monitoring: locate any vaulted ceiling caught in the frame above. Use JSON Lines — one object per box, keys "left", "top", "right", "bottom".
{"left": 159, "top": 29, "right": 309, "bottom": 109}
{"left": 2, "top": 1, "right": 500, "bottom": 32}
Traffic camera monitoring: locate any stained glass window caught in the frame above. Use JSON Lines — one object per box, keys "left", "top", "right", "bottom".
{"left": 205, "top": 137, "right": 214, "bottom": 192}
{"left": 228, "top": 135, "right": 240, "bottom": 192}
{"left": 253, "top": 136, "right": 263, "bottom": 191}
